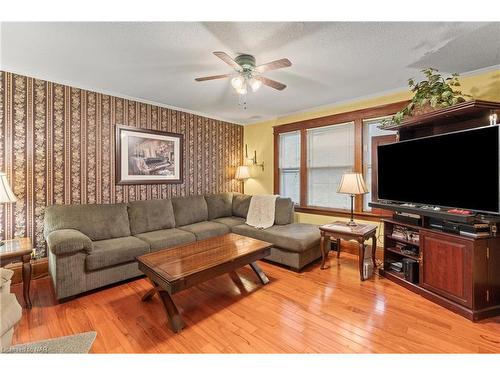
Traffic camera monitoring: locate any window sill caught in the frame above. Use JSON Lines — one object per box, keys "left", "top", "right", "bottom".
{"left": 294, "top": 205, "right": 391, "bottom": 221}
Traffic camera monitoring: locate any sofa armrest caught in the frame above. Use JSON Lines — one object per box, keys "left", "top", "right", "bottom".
{"left": 46, "top": 229, "right": 93, "bottom": 256}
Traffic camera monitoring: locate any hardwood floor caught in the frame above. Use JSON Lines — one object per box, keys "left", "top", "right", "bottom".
{"left": 11, "top": 253, "right": 500, "bottom": 353}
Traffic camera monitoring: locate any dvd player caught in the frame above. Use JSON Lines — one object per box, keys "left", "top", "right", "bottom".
{"left": 428, "top": 218, "right": 492, "bottom": 237}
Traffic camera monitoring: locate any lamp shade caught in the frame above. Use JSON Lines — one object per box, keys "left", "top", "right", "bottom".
{"left": 0, "top": 172, "right": 17, "bottom": 203}
{"left": 337, "top": 172, "right": 368, "bottom": 195}
{"left": 235, "top": 166, "right": 250, "bottom": 180}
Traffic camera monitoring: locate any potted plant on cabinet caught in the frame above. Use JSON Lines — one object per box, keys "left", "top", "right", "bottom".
{"left": 382, "top": 68, "right": 472, "bottom": 128}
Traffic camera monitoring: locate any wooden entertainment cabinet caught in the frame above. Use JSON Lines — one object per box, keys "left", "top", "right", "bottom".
{"left": 380, "top": 218, "right": 500, "bottom": 321}
{"left": 371, "top": 100, "right": 500, "bottom": 321}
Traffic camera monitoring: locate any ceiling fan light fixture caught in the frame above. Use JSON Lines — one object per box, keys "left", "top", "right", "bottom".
{"left": 231, "top": 76, "right": 245, "bottom": 90}
{"left": 236, "top": 84, "right": 248, "bottom": 95}
{"left": 196, "top": 52, "right": 292, "bottom": 97}
{"left": 249, "top": 78, "right": 262, "bottom": 92}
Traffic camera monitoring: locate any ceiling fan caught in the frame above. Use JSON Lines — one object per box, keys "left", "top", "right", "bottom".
{"left": 195, "top": 51, "right": 292, "bottom": 95}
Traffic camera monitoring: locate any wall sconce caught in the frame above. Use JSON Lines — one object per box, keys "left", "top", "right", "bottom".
{"left": 245, "top": 144, "right": 264, "bottom": 171}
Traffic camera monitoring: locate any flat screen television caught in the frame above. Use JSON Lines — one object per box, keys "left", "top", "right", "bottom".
{"left": 377, "top": 125, "right": 500, "bottom": 214}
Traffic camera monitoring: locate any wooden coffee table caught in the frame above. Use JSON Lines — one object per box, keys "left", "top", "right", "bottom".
{"left": 137, "top": 233, "right": 272, "bottom": 333}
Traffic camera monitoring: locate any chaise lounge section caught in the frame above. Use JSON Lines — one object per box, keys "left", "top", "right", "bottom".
{"left": 44, "top": 192, "right": 323, "bottom": 300}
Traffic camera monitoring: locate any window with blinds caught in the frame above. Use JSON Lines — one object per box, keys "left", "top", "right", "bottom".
{"left": 279, "top": 131, "right": 300, "bottom": 204}
{"left": 307, "top": 122, "right": 355, "bottom": 209}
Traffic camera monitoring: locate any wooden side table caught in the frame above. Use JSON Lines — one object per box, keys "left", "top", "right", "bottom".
{"left": 0, "top": 237, "right": 33, "bottom": 308}
{"left": 319, "top": 221, "right": 377, "bottom": 281}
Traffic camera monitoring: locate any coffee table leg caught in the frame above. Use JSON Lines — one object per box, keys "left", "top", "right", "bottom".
{"left": 250, "top": 262, "right": 269, "bottom": 285}
{"left": 157, "top": 289, "right": 185, "bottom": 333}
{"left": 141, "top": 286, "right": 159, "bottom": 301}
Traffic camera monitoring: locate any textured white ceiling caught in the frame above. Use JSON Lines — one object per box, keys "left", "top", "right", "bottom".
{"left": 1, "top": 22, "right": 499, "bottom": 124}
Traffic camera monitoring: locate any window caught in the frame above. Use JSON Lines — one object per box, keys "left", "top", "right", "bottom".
{"left": 279, "top": 131, "right": 300, "bottom": 204}
{"left": 307, "top": 122, "right": 355, "bottom": 209}
{"left": 274, "top": 100, "right": 406, "bottom": 217}
{"left": 362, "top": 118, "right": 397, "bottom": 211}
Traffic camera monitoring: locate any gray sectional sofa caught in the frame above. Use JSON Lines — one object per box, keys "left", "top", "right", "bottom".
{"left": 44, "top": 192, "right": 322, "bottom": 300}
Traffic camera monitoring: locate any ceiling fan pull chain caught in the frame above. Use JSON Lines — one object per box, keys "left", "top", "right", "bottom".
{"left": 238, "top": 93, "right": 248, "bottom": 110}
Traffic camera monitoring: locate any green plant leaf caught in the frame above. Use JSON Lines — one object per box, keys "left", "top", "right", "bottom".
{"left": 441, "top": 91, "right": 452, "bottom": 100}
{"left": 399, "top": 68, "right": 472, "bottom": 116}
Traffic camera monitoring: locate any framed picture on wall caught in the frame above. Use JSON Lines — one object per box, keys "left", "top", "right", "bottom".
{"left": 115, "top": 124, "right": 183, "bottom": 184}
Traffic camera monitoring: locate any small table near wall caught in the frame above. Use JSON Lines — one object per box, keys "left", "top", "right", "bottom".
{"left": 0, "top": 237, "right": 33, "bottom": 308}
{"left": 319, "top": 221, "right": 377, "bottom": 281}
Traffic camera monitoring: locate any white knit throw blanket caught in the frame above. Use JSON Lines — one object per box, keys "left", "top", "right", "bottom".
{"left": 246, "top": 195, "right": 278, "bottom": 229}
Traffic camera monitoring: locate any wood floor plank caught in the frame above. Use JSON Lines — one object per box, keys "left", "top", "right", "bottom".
{"left": 10, "top": 254, "right": 500, "bottom": 353}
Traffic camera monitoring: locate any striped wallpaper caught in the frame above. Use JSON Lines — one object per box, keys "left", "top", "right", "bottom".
{"left": 0, "top": 71, "right": 243, "bottom": 257}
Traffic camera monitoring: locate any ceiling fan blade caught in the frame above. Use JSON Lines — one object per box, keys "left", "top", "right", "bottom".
{"left": 213, "top": 51, "right": 242, "bottom": 71}
{"left": 255, "top": 58, "right": 292, "bottom": 73}
{"left": 255, "top": 76, "right": 287, "bottom": 91}
{"left": 195, "top": 73, "right": 233, "bottom": 82}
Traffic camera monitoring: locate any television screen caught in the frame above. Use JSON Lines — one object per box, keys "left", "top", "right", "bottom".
{"left": 377, "top": 125, "right": 500, "bottom": 214}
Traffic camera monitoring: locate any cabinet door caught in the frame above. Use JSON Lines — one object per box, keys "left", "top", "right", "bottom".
{"left": 420, "top": 230, "right": 473, "bottom": 308}
{"left": 487, "top": 238, "right": 500, "bottom": 308}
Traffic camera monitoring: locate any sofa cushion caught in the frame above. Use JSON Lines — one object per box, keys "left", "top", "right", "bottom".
{"left": 232, "top": 193, "right": 252, "bottom": 218}
{"left": 86, "top": 236, "right": 150, "bottom": 271}
{"left": 128, "top": 199, "right": 176, "bottom": 235}
{"left": 171, "top": 195, "right": 208, "bottom": 227}
{"left": 44, "top": 203, "right": 131, "bottom": 241}
{"left": 134, "top": 228, "right": 196, "bottom": 252}
{"left": 179, "top": 221, "right": 230, "bottom": 241}
{"left": 205, "top": 192, "right": 233, "bottom": 220}
{"left": 231, "top": 223, "right": 320, "bottom": 253}
{"left": 211, "top": 216, "right": 246, "bottom": 228}
{"left": 275, "top": 197, "right": 294, "bottom": 225}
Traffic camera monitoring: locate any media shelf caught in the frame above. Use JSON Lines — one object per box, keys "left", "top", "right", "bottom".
{"left": 370, "top": 201, "right": 476, "bottom": 223}
{"left": 382, "top": 220, "right": 421, "bottom": 286}
{"left": 380, "top": 217, "right": 500, "bottom": 321}
{"left": 385, "top": 234, "right": 419, "bottom": 247}
{"left": 380, "top": 100, "right": 500, "bottom": 140}
{"left": 385, "top": 247, "right": 419, "bottom": 261}
{"left": 371, "top": 100, "right": 500, "bottom": 321}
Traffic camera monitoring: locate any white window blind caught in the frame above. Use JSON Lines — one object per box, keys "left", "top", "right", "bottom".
{"left": 279, "top": 131, "right": 300, "bottom": 204}
{"left": 307, "top": 122, "right": 354, "bottom": 209}
{"left": 362, "top": 117, "right": 397, "bottom": 211}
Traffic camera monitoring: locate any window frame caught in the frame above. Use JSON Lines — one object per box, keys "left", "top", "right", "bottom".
{"left": 278, "top": 130, "right": 301, "bottom": 204}
{"left": 273, "top": 100, "right": 409, "bottom": 220}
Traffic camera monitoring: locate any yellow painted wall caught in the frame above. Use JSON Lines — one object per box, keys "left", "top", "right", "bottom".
{"left": 243, "top": 69, "right": 500, "bottom": 234}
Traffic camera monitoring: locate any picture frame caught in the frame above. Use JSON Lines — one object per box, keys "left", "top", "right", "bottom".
{"left": 115, "top": 124, "right": 183, "bottom": 185}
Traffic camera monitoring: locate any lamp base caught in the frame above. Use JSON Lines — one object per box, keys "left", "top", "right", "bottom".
{"left": 346, "top": 220, "right": 358, "bottom": 227}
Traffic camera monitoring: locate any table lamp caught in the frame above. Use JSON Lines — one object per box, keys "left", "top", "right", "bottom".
{"left": 337, "top": 172, "right": 368, "bottom": 226}
{"left": 0, "top": 172, "right": 17, "bottom": 246}
{"left": 235, "top": 166, "right": 250, "bottom": 193}
{"left": 235, "top": 165, "right": 250, "bottom": 181}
